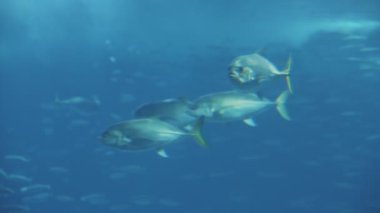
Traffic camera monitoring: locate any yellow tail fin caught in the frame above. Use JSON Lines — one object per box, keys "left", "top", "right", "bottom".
{"left": 275, "top": 91, "right": 291, "bottom": 121}
{"left": 283, "top": 55, "right": 293, "bottom": 94}
{"left": 191, "top": 117, "right": 208, "bottom": 148}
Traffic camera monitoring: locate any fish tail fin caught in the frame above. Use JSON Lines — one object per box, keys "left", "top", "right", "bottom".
{"left": 191, "top": 117, "right": 208, "bottom": 148}
{"left": 275, "top": 91, "right": 291, "bottom": 121}
{"left": 282, "top": 55, "right": 293, "bottom": 94}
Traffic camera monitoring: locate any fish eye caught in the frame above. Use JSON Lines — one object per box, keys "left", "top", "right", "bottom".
{"left": 235, "top": 66, "right": 243, "bottom": 72}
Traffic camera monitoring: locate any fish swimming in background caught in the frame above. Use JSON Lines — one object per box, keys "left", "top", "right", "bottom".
{"left": 0, "top": 205, "right": 30, "bottom": 212}
{"left": 7, "top": 174, "right": 33, "bottom": 183}
{"left": 134, "top": 98, "right": 198, "bottom": 129}
{"left": 55, "top": 95, "right": 100, "bottom": 105}
{"left": 0, "top": 185, "right": 14, "bottom": 195}
{"left": 192, "top": 90, "right": 290, "bottom": 127}
{"left": 100, "top": 118, "right": 207, "bottom": 158}
{"left": 229, "top": 53, "right": 293, "bottom": 93}
{"left": 4, "top": 155, "right": 30, "bottom": 163}
{"left": 54, "top": 95, "right": 101, "bottom": 115}
{"left": 0, "top": 169, "right": 8, "bottom": 179}
{"left": 20, "top": 184, "right": 51, "bottom": 194}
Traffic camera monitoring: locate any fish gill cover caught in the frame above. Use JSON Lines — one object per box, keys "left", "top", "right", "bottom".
{"left": 1, "top": 0, "right": 380, "bottom": 213}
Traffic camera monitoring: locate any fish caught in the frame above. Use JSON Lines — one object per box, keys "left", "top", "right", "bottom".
{"left": 0, "top": 185, "right": 15, "bottom": 195}
{"left": 0, "top": 205, "right": 30, "bottom": 212}
{"left": 100, "top": 118, "right": 207, "bottom": 157}
{"left": 0, "top": 169, "right": 8, "bottom": 179}
{"left": 22, "top": 192, "right": 51, "bottom": 204}
{"left": 228, "top": 53, "right": 293, "bottom": 93}
{"left": 80, "top": 193, "right": 109, "bottom": 205}
{"left": 55, "top": 96, "right": 100, "bottom": 105}
{"left": 4, "top": 155, "right": 30, "bottom": 163}
{"left": 7, "top": 174, "right": 33, "bottom": 183}
{"left": 134, "top": 98, "right": 198, "bottom": 129}
{"left": 20, "top": 184, "right": 51, "bottom": 193}
{"left": 192, "top": 90, "right": 290, "bottom": 126}
{"left": 54, "top": 95, "right": 101, "bottom": 115}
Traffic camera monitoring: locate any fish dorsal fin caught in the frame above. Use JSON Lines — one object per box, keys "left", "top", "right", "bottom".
{"left": 243, "top": 118, "right": 257, "bottom": 127}
{"left": 156, "top": 149, "right": 169, "bottom": 158}
{"left": 253, "top": 47, "right": 266, "bottom": 55}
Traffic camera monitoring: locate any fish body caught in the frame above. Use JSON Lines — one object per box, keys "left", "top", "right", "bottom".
{"left": 192, "top": 90, "right": 290, "bottom": 125}
{"left": 229, "top": 53, "right": 292, "bottom": 93}
{"left": 100, "top": 118, "right": 206, "bottom": 152}
{"left": 134, "top": 98, "right": 197, "bottom": 128}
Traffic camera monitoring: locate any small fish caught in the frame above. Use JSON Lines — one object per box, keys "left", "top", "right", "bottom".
{"left": 134, "top": 98, "right": 198, "bottom": 129}
{"left": 0, "top": 185, "right": 15, "bottom": 195}
{"left": 7, "top": 174, "right": 33, "bottom": 183}
{"left": 0, "top": 169, "right": 8, "bottom": 179}
{"left": 49, "top": 167, "right": 69, "bottom": 174}
{"left": 192, "top": 90, "right": 290, "bottom": 126}
{"left": 80, "top": 193, "right": 109, "bottom": 205}
{"left": 100, "top": 118, "right": 207, "bottom": 156}
{"left": 56, "top": 195, "right": 74, "bottom": 202}
{"left": 22, "top": 192, "right": 51, "bottom": 204}
{"left": 0, "top": 204, "right": 30, "bottom": 212}
{"left": 20, "top": 184, "right": 51, "bottom": 193}
{"left": 55, "top": 96, "right": 100, "bottom": 105}
{"left": 229, "top": 53, "right": 293, "bottom": 93}
{"left": 54, "top": 95, "right": 101, "bottom": 115}
{"left": 4, "top": 155, "right": 30, "bottom": 163}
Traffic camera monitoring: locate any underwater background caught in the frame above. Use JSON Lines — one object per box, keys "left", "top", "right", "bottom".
{"left": 1, "top": 0, "right": 380, "bottom": 212}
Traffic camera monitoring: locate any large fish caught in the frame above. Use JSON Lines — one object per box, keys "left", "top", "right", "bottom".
{"left": 229, "top": 53, "right": 293, "bottom": 93}
{"left": 100, "top": 118, "right": 207, "bottom": 157}
{"left": 134, "top": 98, "right": 198, "bottom": 129}
{"left": 192, "top": 90, "right": 290, "bottom": 126}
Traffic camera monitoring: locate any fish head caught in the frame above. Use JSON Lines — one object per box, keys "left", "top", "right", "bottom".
{"left": 229, "top": 65, "right": 256, "bottom": 84}
{"left": 100, "top": 128, "right": 132, "bottom": 148}
{"left": 191, "top": 103, "right": 214, "bottom": 118}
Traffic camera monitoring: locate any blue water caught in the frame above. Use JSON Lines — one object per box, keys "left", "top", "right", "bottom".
{"left": 1, "top": 0, "right": 380, "bottom": 212}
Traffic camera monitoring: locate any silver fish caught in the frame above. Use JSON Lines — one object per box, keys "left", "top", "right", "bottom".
{"left": 192, "top": 90, "right": 290, "bottom": 126}
{"left": 229, "top": 53, "right": 292, "bottom": 93}
{"left": 100, "top": 118, "right": 207, "bottom": 156}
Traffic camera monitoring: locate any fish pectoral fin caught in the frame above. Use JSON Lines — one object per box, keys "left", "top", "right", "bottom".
{"left": 243, "top": 118, "right": 257, "bottom": 127}
{"left": 192, "top": 117, "right": 208, "bottom": 148}
{"left": 183, "top": 124, "right": 194, "bottom": 132}
{"left": 156, "top": 149, "right": 169, "bottom": 158}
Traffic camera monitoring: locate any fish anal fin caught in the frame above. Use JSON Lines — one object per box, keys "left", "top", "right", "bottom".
{"left": 156, "top": 148, "right": 169, "bottom": 158}
{"left": 243, "top": 118, "right": 257, "bottom": 127}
